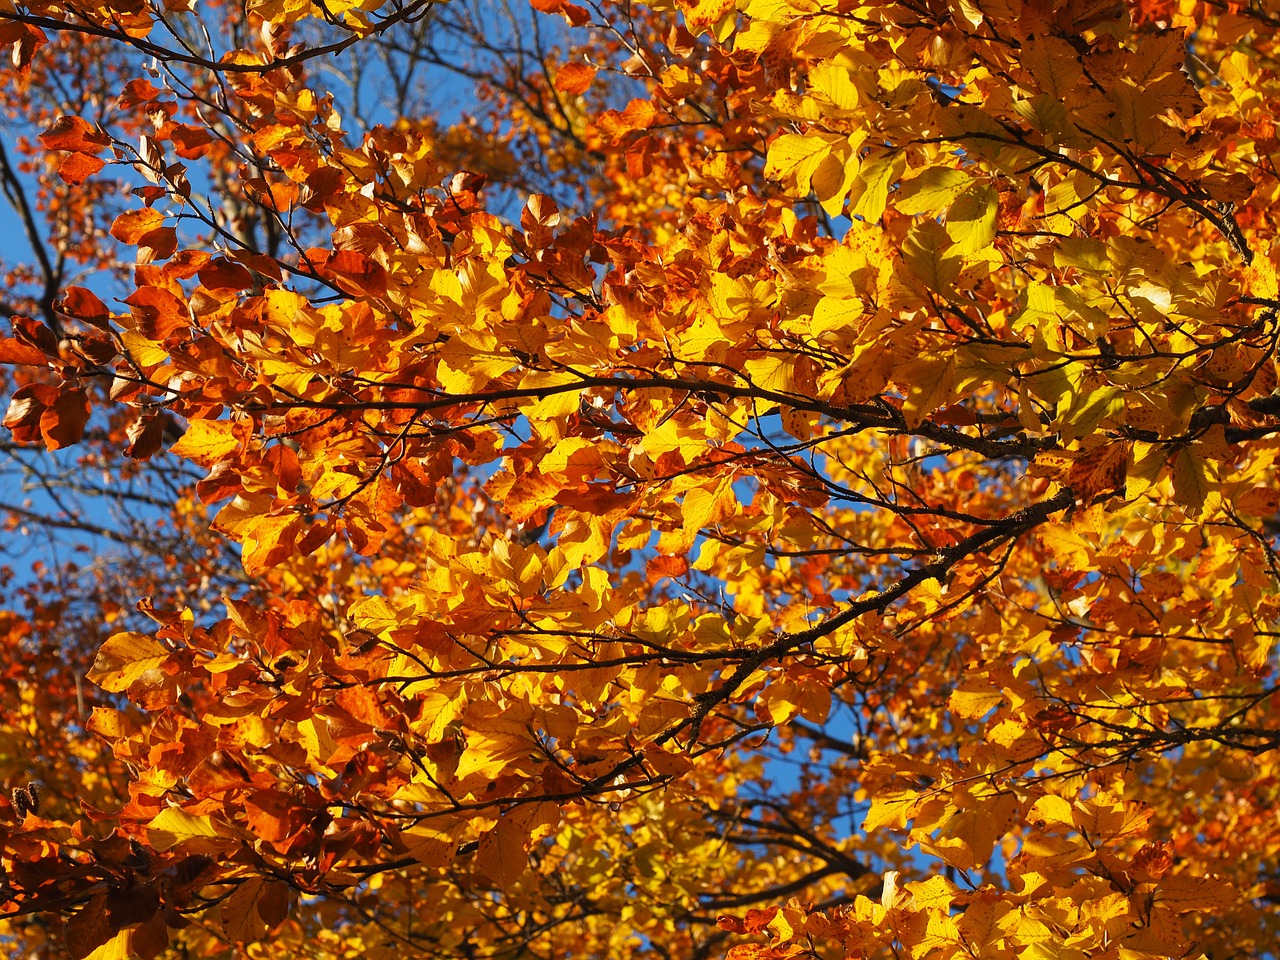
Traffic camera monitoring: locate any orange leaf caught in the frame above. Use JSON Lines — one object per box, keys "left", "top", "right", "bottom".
{"left": 117, "top": 77, "right": 161, "bottom": 108}
{"left": 123, "top": 286, "right": 186, "bottom": 339}
{"left": 168, "top": 123, "right": 214, "bottom": 159}
{"left": 0, "top": 336, "right": 47, "bottom": 365}
{"left": 136, "top": 226, "right": 178, "bottom": 263}
{"left": 57, "top": 151, "right": 105, "bottom": 185}
{"left": 646, "top": 555, "right": 689, "bottom": 584}
{"left": 476, "top": 812, "right": 530, "bottom": 887}
{"left": 597, "top": 98, "right": 658, "bottom": 142}
{"left": 198, "top": 258, "right": 254, "bottom": 290}
{"left": 56, "top": 286, "right": 111, "bottom": 329}
{"left": 555, "top": 62, "right": 597, "bottom": 94}
{"left": 529, "top": 0, "right": 590, "bottom": 25}
{"left": 39, "top": 115, "right": 109, "bottom": 154}
{"left": 492, "top": 470, "right": 562, "bottom": 524}
{"left": 742, "top": 907, "right": 779, "bottom": 934}
{"left": 111, "top": 208, "right": 166, "bottom": 245}
{"left": 243, "top": 789, "right": 303, "bottom": 844}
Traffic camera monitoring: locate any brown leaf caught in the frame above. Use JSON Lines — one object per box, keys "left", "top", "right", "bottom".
{"left": 219, "top": 878, "right": 269, "bottom": 943}
{"left": 125, "top": 414, "right": 169, "bottom": 461}
{"left": 256, "top": 879, "right": 291, "bottom": 929}
{"left": 3, "top": 382, "right": 56, "bottom": 443}
{"left": 64, "top": 893, "right": 113, "bottom": 960}
{"left": 129, "top": 912, "right": 170, "bottom": 960}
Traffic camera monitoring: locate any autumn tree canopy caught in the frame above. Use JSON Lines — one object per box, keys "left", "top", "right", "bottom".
{"left": 3, "top": 0, "right": 1280, "bottom": 957}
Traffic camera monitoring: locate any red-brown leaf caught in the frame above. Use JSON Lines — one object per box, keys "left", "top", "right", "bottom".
{"left": 39, "top": 387, "right": 90, "bottom": 450}
{"left": 57, "top": 151, "right": 106, "bottom": 185}
{"left": 39, "top": 115, "right": 109, "bottom": 154}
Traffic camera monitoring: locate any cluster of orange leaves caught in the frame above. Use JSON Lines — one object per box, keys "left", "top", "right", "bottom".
{"left": 2, "top": 0, "right": 1280, "bottom": 959}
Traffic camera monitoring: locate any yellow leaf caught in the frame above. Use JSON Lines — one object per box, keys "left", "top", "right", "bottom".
{"left": 169, "top": 418, "right": 245, "bottom": 467}
{"left": 948, "top": 682, "right": 1003, "bottom": 719}
{"left": 809, "top": 61, "right": 859, "bottom": 111}
{"left": 996, "top": 908, "right": 1055, "bottom": 945}
{"left": 1038, "top": 524, "right": 1093, "bottom": 568}
{"left": 1027, "top": 794, "right": 1074, "bottom": 827}
{"left": 87, "top": 632, "right": 170, "bottom": 693}
{"left": 880, "top": 869, "right": 901, "bottom": 910}
{"left": 902, "top": 219, "right": 962, "bottom": 293}
{"left": 1071, "top": 795, "right": 1151, "bottom": 840}
{"left": 1243, "top": 254, "right": 1278, "bottom": 300}
{"left": 811, "top": 296, "right": 864, "bottom": 339}
{"left": 848, "top": 153, "right": 903, "bottom": 224}
{"left": 895, "top": 166, "right": 971, "bottom": 216}
{"left": 906, "top": 874, "right": 958, "bottom": 909}
{"left": 863, "top": 789, "right": 917, "bottom": 831}
{"left": 811, "top": 147, "right": 857, "bottom": 217}
{"left": 765, "top": 133, "right": 832, "bottom": 195}
{"left": 1171, "top": 446, "right": 1216, "bottom": 513}
{"left": 1125, "top": 440, "right": 1166, "bottom": 501}
{"left": 743, "top": 353, "right": 796, "bottom": 395}
{"left": 1156, "top": 874, "right": 1236, "bottom": 913}
{"left": 402, "top": 824, "right": 458, "bottom": 870}
{"left": 83, "top": 928, "right": 131, "bottom": 960}
{"left": 933, "top": 793, "right": 1019, "bottom": 869}
{"left": 897, "top": 354, "right": 956, "bottom": 429}
{"left": 1021, "top": 35, "right": 1082, "bottom": 98}
{"left": 767, "top": 906, "right": 797, "bottom": 941}
{"left": 680, "top": 475, "right": 735, "bottom": 551}
{"left": 147, "top": 807, "right": 225, "bottom": 850}
{"left": 1013, "top": 94, "right": 1076, "bottom": 147}
{"left": 298, "top": 716, "right": 338, "bottom": 766}
{"left": 1058, "top": 377, "right": 1122, "bottom": 443}
{"left": 437, "top": 331, "right": 516, "bottom": 393}
{"left": 946, "top": 183, "right": 998, "bottom": 257}
{"left": 1055, "top": 237, "right": 1109, "bottom": 274}
{"left": 520, "top": 369, "right": 583, "bottom": 422}
{"left": 119, "top": 330, "right": 169, "bottom": 368}
{"left": 680, "top": 0, "right": 735, "bottom": 36}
